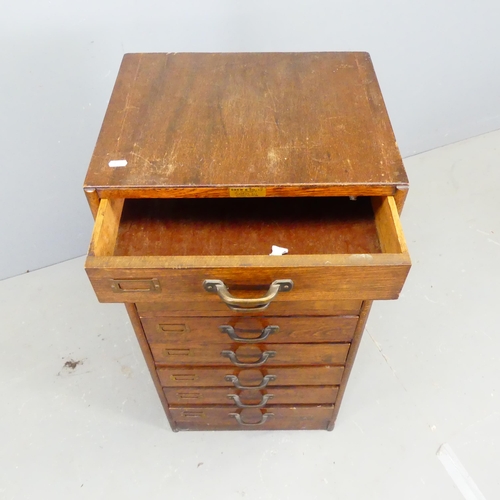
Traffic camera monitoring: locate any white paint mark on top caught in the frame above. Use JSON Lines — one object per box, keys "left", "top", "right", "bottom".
{"left": 108, "top": 159, "right": 128, "bottom": 168}
{"left": 437, "top": 444, "right": 486, "bottom": 500}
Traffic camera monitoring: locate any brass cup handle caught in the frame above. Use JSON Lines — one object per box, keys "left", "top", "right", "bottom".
{"left": 229, "top": 412, "right": 274, "bottom": 426}
{"left": 225, "top": 374, "right": 276, "bottom": 390}
{"left": 221, "top": 350, "right": 276, "bottom": 367}
{"left": 203, "top": 279, "right": 293, "bottom": 311}
{"left": 219, "top": 325, "right": 279, "bottom": 343}
{"left": 227, "top": 393, "right": 274, "bottom": 408}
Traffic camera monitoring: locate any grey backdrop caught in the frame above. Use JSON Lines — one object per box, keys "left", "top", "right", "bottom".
{"left": 1, "top": 0, "right": 500, "bottom": 280}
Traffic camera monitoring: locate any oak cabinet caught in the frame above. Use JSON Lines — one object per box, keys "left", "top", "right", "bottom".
{"left": 84, "top": 52, "right": 410, "bottom": 431}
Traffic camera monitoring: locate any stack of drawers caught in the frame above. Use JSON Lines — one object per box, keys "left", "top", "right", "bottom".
{"left": 84, "top": 52, "right": 411, "bottom": 431}
{"left": 138, "top": 302, "right": 360, "bottom": 430}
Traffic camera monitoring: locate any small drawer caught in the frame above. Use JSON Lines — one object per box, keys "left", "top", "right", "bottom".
{"left": 136, "top": 299, "right": 363, "bottom": 317}
{"left": 142, "top": 315, "right": 358, "bottom": 345}
{"left": 85, "top": 196, "right": 410, "bottom": 305}
{"left": 164, "top": 386, "right": 339, "bottom": 406}
{"left": 172, "top": 406, "right": 335, "bottom": 431}
{"left": 150, "top": 342, "right": 349, "bottom": 367}
{"left": 157, "top": 365, "right": 344, "bottom": 387}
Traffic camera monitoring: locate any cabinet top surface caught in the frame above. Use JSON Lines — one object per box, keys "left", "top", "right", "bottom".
{"left": 84, "top": 52, "right": 407, "bottom": 197}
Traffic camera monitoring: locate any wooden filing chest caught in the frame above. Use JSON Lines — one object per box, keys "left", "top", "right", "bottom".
{"left": 84, "top": 52, "right": 411, "bottom": 431}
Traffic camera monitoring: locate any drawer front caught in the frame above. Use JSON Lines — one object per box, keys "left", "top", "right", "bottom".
{"left": 87, "top": 264, "right": 410, "bottom": 304}
{"left": 151, "top": 342, "right": 349, "bottom": 366}
{"left": 157, "top": 366, "right": 345, "bottom": 387}
{"left": 137, "top": 299, "right": 363, "bottom": 317}
{"left": 164, "top": 386, "right": 339, "bottom": 406}
{"left": 142, "top": 315, "right": 358, "bottom": 345}
{"left": 172, "top": 406, "right": 334, "bottom": 431}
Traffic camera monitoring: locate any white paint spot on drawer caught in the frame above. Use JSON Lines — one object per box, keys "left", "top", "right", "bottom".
{"left": 269, "top": 245, "right": 288, "bottom": 256}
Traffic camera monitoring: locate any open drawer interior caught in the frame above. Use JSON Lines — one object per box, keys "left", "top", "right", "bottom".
{"left": 86, "top": 195, "right": 410, "bottom": 303}
{"left": 89, "top": 196, "right": 407, "bottom": 258}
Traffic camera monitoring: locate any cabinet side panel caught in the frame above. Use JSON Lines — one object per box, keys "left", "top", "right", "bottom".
{"left": 327, "top": 300, "right": 373, "bottom": 430}
{"left": 84, "top": 188, "right": 100, "bottom": 220}
{"left": 124, "top": 303, "right": 177, "bottom": 431}
{"left": 394, "top": 186, "right": 409, "bottom": 215}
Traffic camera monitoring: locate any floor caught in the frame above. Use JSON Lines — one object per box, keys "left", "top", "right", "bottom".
{"left": 1, "top": 130, "right": 499, "bottom": 500}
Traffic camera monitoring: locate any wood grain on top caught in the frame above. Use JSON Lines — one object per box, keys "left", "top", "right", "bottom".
{"left": 84, "top": 52, "right": 407, "bottom": 197}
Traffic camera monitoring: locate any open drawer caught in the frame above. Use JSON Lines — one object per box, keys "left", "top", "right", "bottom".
{"left": 85, "top": 196, "right": 410, "bottom": 305}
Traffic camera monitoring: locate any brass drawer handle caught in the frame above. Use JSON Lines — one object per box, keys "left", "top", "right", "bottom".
{"left": 227, "top": 393, "right": 274, "bottom": 408}
{"left": 203, "top": 279, "right": 293, "bottom": 311}
{"left": 110, "top": 278, "right": 161, "bottom": 293}
{"left": 225, "top": 374, "right": 276, "bottom": 389}
{"left": 219, "top": 325, "right": 279, "bottom": 343}
{"left": 229, "top": 412, "right": 274, "bottom": 426}
{"left": 221, "top": 350, "right": 276, "bottom": 367}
